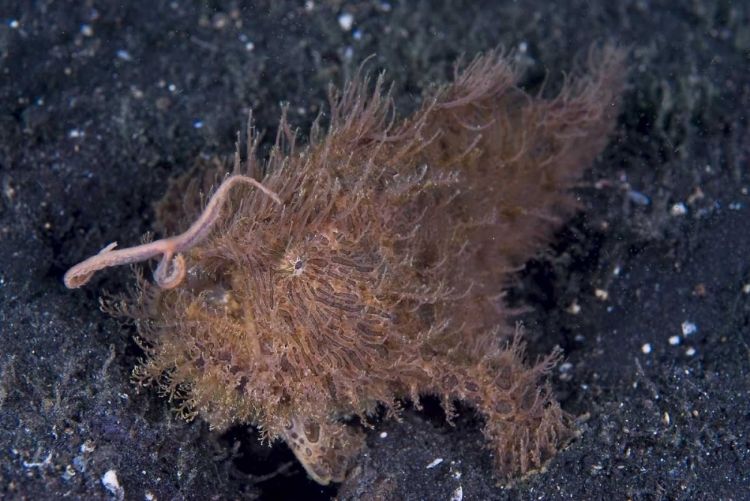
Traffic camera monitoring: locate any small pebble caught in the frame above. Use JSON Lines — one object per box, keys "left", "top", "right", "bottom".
{"left": 681, "top": 321, "right": 697, "bottom": 337}
{"left": 338, "top": 13, "right": 354, "bottom": 31}
{"left": 670, "top": 202, "right": 688, "bottom": 216}
{"left": 567, "top": 300, "right": 581, "bottom": 315}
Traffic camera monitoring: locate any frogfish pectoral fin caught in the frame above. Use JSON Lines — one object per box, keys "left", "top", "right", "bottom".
{"left": 282, "top": 416, "right": 364, "bottom": 485}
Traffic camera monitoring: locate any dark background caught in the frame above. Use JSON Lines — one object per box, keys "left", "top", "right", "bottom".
{"left": 1, "top": 1, "right": 748, "bottom": 500}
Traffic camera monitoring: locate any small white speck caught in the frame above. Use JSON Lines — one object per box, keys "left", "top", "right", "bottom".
{"left": 344, "top": 46, "right": 354, "bottom": 60}
{"left": 613, "top": 266, "right": 621, "bottom": 276}
{"left": 518, "top": 41, "right": 528, "bottom": 53}
{"left": 681, "top": 321, "right": 697, "bottom": 337}
{"left": 641, "top": 343, "right": 652, "bottom": 354}
{"left": 145, "top": 491, "right": 156, "bottom": 501}
{"left": 305, "top": 1, "right": 315, "bottom": 12}
{"left": 628, "top": 190, "right": 650, "bottom": 206}
{"left": 22, "top": 452, "right": 52, "bottom": 469}
{"left": 116, "top": 50, "right": 132, "bottom": 61}
{"left": 685, "top": 347, "right": 696, "bottom": 356}
{"left": 245, "top": 41, "right": 255, "bottom": 51}
{"left": 379, "top": 431, "right": 388, "bottom": 439}
{"left": 426, "top": 458, "right": 443, "bottom": 469}
{"left": 338, "top": 12, "right": 354, "bottom": 31}
{"left": 450, "top": 485, "right": 463, "bottom": 501}
{"left": 63, "top": 464, "right": 76, "bottom": 480}
{"left": 193, "top": 121, "right": 203, "bottom": 129}
{"left": 9, "top": 19, "right": 20, "bottom": 29}
{"left": 743, "top": 284, "right": 750, "bottom": 294}
{"left": 559, "top": 361, "right": 574, "bottom": 382}
{"left": 729, "top": 202, "right": 743, "bottom": 210}
{"left": 663, "top": 412, "right": 670, "bottom": 425}
{"left": 68, "top": 129, "right": 84, "bottom": 139}
{"left": 80, "top": 24, "right": 93, "bottom": 37}
{"left": 670, "top": 202, "right": 688, "bottom": 216}
{"left": 595, "top": 288, "right": 609, "bottom": 300}
{"left": 668, "top": 335, "right": 681, "bottom": 346}
{"left": 168, "top": 83, "right": 177, "bottom": 92}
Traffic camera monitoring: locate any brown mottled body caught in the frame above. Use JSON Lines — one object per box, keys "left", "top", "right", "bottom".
{"left": 82, "top": 47, "right": 626, "bottom": 483}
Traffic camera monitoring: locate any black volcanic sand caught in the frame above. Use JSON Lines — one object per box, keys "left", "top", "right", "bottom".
{"left": 1, "top": 1, "right": 748, "bottom": 500}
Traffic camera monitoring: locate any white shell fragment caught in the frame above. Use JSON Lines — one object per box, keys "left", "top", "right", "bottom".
{"left": 450, "top": 485, "right": 464, "bottom": 501}
{"left": 102, "top": 470, "right": 124, "bottom": 500}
